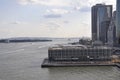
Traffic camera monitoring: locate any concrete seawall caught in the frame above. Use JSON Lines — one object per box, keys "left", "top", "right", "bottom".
{"left": 41, "top": 59, "right": 116, "bottom": 68}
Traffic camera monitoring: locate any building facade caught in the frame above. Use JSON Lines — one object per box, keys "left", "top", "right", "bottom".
{"left": 116, "top": 0, "right": 120, "bottom": 44}
{"left": 92, "top": 4, "right": 112, "bottom": 43}
{"left": 48, "top": 45, "right": 112, "bottom": 62}
{"left": 107, "top": 11, "right": 116, "bottom": 46}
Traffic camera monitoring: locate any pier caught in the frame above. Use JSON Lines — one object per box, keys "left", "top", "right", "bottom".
{"left": 41, "top": 44, "right": 120, "bottom": 68}
{"left": 41, "top": 58, "right": 116, "bottom": 68}
{"left": 116, "top": 63, "right": 120, "bottom": 68}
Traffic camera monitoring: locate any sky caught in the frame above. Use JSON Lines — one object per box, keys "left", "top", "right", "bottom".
{"left": 0, "top": 0, "right": 116, "bottom": 38}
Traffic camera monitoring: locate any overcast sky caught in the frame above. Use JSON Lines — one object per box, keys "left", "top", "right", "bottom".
{"left": 0, "top": 0, "right": 116, "bottom": 38}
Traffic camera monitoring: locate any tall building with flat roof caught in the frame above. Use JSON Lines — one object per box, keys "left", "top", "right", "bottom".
{"left": 116, "top": 0, "right": 120, "bottom": 44}
{"left": 92, "top": 4, "right": 112, "bottom": 43}
{"left": 107, "top": 11, "right": 116, "bottom": 46}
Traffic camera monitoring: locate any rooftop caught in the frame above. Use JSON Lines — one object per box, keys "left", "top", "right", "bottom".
{"left": 49, "top": 44, "right": 113, "bottom": 50}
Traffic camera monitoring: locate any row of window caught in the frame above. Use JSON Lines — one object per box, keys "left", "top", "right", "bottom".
{"left": 49, "top": 48, "right": 111, "bottom": 52}
{"left": 48, "top": 49, "right": 112, "bottom": 60}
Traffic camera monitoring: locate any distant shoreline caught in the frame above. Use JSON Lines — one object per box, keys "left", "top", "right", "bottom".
{"left": 0, "top": 39, "right": 52, "bottom": 43}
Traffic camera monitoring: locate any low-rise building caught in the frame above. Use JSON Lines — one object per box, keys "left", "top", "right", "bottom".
{"left": 48, "top": 45, "right": 113, "bottom": 62}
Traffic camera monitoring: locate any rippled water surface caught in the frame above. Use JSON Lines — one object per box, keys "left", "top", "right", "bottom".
{"left": 0, "top": 39, "right": 120, "bottom": 80}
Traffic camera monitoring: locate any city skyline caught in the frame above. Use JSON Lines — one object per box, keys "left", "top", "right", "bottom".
{"left": 0, "top": 0, "right": 116, "bottom": 38}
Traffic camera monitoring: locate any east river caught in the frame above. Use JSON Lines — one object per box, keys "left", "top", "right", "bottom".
{"left": 0, "top": 39, "right": 120, "bottom": 80}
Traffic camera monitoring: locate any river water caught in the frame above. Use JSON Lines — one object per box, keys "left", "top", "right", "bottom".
{"left": 0, "top": 39, "right": 120, "bottom": 80}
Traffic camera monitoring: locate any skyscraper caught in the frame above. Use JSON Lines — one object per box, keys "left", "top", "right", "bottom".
{"left": 92, "top": 4, "right": 112, "bottom": 43}
{"left": 116, "top": 0, "right": 120, "bottom": 44}
{"left": 107, "top": 11, "right": 116, "bottom": 46}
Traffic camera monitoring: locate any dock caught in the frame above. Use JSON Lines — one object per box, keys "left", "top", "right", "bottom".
{"left": 116, "top": 63, "right": 120, "bottom": 68}
{"left": 41, "top": 58, "right": 116, "bottom": 68}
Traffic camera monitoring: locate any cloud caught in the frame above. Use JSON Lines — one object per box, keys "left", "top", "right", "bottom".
{"left": 19, "top": 0, "right": 27, "bottom": 5}
{"left": 77, "top": 6, "right": 91, "bottom": 12}
{"left": 46, "top": 9, "right": 69, "bottom": 15}
{"left": 19, "top": 0, "right": 116, "bottom": 9}
{"left": 47, "top": 22, "right": 60, "bottom": 30}
{"left": 19, "top": 0, "right": 71, "bottom": 7}
{"left": 44, "top": 8, "right": 69, "bottom": 18}
{"left": 44, "top": 14, "right": 61, "bottom": 18}
{"left": 19, "top": 0, "right": 116, "bottom": 13}
{"left": 1, "top": 21, "right": 23, "bottom": 25}
{"left": 63, "top": 21, "right": 69, "bottom": 24}
{"left": 73, "top": 0, "right": 115, "bottom": 11}
{"left": 10, "top": 21, "right": 21, "bottom": 24}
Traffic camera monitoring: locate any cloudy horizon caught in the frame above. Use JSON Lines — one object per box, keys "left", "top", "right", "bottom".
{"left": 0, "top": 0, "right": 116, "bottom": 38}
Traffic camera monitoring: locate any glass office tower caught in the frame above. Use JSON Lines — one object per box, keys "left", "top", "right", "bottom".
{"left": 92, "top": 4, "right": 112, "bottom": 43}
{"left": 107, "top": 11, "right": 116, "bottom": 46}
{"left": 116, "top": 0, "right": 120, "bottom": 44}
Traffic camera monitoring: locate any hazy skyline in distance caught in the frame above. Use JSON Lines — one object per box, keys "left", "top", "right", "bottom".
{"left": 0, "top": 0, "right": 116, "bottom": 38}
